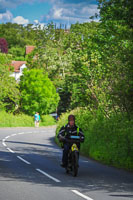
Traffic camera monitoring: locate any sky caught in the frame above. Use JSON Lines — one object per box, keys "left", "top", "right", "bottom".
{"left": 0, "top": 0, "right": 99, "bottom": 28}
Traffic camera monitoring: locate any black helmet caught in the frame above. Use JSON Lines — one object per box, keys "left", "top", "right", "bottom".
{"left": 68, "top": 114, "right": 75, "bottom": 121}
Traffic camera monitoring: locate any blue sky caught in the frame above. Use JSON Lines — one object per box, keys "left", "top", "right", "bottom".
{"left": 0, "top": 0, "right": 99, "bottom": 28}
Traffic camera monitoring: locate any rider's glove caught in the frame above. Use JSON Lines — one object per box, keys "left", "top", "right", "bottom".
{"left": 80, "top": 136, "right": 84, "bottom": 143}
{"left": 59, "top": 135, "right": 66, "bottom": 142}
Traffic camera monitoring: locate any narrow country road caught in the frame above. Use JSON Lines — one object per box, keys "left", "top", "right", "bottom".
{"left": 0, "top": 127, "right": 133, "bottom": 200}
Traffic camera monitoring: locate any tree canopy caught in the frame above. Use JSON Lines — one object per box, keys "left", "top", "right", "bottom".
{"left": 20, "top": 69, "right": 60, "bottom": 115}
{"left": 0, "top": 53, "right": 20, "bottom": 111}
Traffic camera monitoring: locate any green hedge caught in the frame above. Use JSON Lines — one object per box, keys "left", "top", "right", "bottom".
{"left": 0, "top": 111, "right": 56, "bottom": 127}
{"left": 55, "top": 108, "right": 133, "bottom": 171}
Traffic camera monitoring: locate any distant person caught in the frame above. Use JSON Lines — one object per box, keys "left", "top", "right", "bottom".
{"left": 34, "top": 112, "right": 39, "bottom": 127}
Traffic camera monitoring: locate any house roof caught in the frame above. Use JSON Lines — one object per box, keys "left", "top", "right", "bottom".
{"left": 11, "top": 61, "right": 26, "bottom": 72}
{"left": 26, "top": 45, "right": 35, "bottom": 55}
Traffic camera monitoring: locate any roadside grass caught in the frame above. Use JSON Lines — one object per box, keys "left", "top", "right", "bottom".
{"left": 0, "top": 111, "right": 56, "bottom": 127}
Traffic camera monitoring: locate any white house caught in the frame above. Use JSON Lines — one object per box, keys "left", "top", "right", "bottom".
{"left": 10, "top": 61, "right": 27, "bottom": 82}
{"left": 9, "top": 46, "right": 35, "bottom": 82}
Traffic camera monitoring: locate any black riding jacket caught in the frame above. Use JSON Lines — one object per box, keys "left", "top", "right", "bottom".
{"left": 58, "top": 123, "right": 84, "bottom": 141}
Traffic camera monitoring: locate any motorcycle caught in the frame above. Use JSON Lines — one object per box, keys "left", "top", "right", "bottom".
{"left": 65, "top": 135, "right": 83, "bottom": 177}
{"left": 62, "top": 136, "right": 84, "bottom": 177}
{"left": 59, "top": 135, "right": 84, "bottom": 177}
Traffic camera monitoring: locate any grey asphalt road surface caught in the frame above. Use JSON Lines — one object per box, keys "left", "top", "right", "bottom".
{"left": 0, "top": 127, "right": 133, "bottom": 200}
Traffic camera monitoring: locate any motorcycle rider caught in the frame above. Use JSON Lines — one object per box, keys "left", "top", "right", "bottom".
{"left": 58, "top": 114, "right": 84, "bottom": 167}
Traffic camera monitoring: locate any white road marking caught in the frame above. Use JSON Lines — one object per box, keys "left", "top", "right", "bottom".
{"left": 72, "top": 190, "right": 93, "bottom": 200}
{"left": 2, "top": 142, "right": 6, "bottom": 146}
{"left": 18, "top": 132, "right": 24, "bottom": 135}
{"left": 7, "top": 147, "right": 15, "bottom": 153}
{"left": 5, "top": 136, "right": 10, "bottom": 139}
{"left": 11, "top": 134, "right": 16, "bottom": 136}
{"left": 2, "top": 131, "right": 61, "bottom": 184}
{"left": 17, "top": 156, "right": 31, "bottom": 165}
{"left": 36, "top": 168, "right": 61, "bottom": 183}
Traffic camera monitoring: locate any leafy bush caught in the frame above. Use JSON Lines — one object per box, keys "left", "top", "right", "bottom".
{"left": 0, "top": 111, "right": 56, "bottom": 127}
{"left": 40, "top": 115, "right": 56, "bottom": 126}
{"left": 20, "top": 69, "right": 60, "bottom": 115}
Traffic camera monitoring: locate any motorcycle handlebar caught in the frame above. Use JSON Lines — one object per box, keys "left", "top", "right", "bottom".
{"left": 65, "top": 138, "right": 80, "bottom": 143}
{"left": 59, "top": 135, "right": 84, "bottom": 143}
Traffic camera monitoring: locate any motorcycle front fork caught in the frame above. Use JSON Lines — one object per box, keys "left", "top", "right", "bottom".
{"left": 67, "top": 151, "right": 79, "bottom": 168}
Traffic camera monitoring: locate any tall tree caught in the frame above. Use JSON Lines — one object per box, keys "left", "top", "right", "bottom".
{"left": 0, "top": 53, "right": 20, "bottom": 111}
{"left": 98, "top": 0, "right": 133, "bottom": 28}
{"left": 20, "top": 69, "right": 60, "bottom": 115}
{"left": 95, "top": 0, "right": 133, "bottom": 118}
{"left": 0, "top": 23, "right": 36, "bottom": 49}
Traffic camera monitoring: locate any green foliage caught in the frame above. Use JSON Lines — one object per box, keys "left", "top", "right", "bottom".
{"left": 0, "top": 110, "right": 56, "bottom": 127}
{"left": 24, "top": 17, "right": 132, "bottom": 118}
{"left": 0, "top": 23, "right": 36, "bottom": 49}
{"left": 0, "top": 23, "right": 36, "bottom": 61}
{"left": 0, "top": 53, "right": 20, "bottom": 111}
{"left": 95, "top": 0, "right": 133, "bottom": 118}
{"left": 98, "top": 0, "right": 133, "bottom": 29}
{"left": 40, "top": 115, "right": 56, "bottom": 126}
{"left": 20, "top": 68, "right": 60, "bottom": 115}
{"left": 8, "top": 46, "right": 25, "bottom": 61}
{"left": 57, "top": 86, "right": 71, "bottom": 115}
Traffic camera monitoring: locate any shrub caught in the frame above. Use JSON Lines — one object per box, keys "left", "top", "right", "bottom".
{"left": 0, "top": 111, "right": 56, "bottom": 127}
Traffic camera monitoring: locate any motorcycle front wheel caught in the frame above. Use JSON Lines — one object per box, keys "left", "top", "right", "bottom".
{"left": 72, "top": 151, "right": 79, "bottom": 177}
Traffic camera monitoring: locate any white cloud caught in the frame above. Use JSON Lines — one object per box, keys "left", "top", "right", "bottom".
{"left": 0, "top": 9, "right": 29, "bottom": 25}
{"left": 0, "top": 0, "right": 99, "bottom": 26}
{"left": 53, "top": 8, "right": 63, "bottom": 19}
{"left": 12, "top": 16, "right": 29, "bottom": 25}
{"left": 45, "top": 2, "right": 99, "bottom": 25}
{"left": 0, "top": 10, "right": 13, "bottom": 22}
{"left": 81, "top": 4, "right": 98, "bottom": 16}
